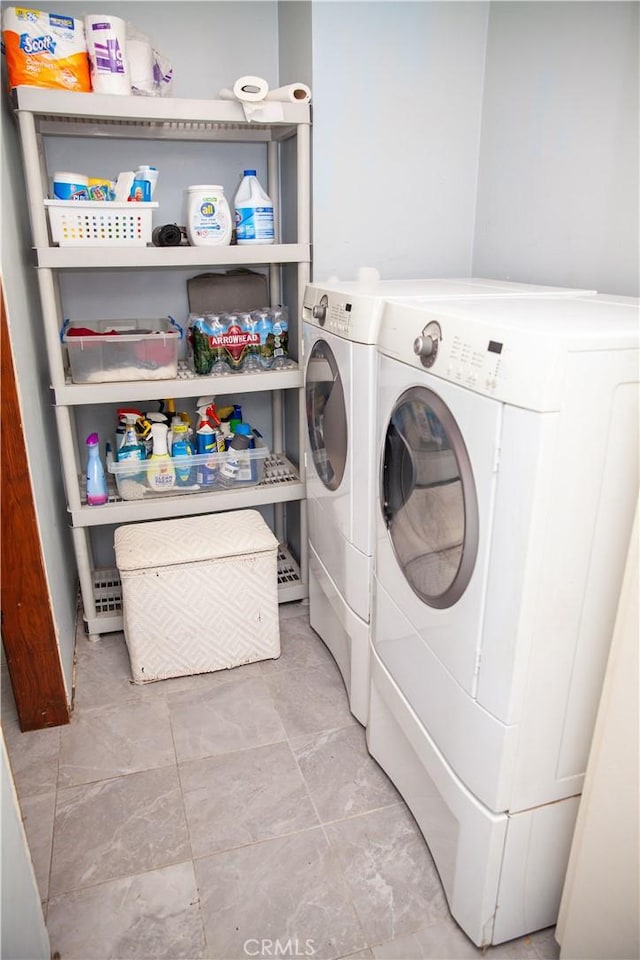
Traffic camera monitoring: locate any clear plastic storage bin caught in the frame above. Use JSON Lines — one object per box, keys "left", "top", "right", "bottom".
{"left": 44, "top": 200, "right": 158, "bottom": 246}
{"left": 62, "top": 317, "right": 181, "bottom": 383}
{"left": 107, "top": 439, "right": 270, "bottom": 500}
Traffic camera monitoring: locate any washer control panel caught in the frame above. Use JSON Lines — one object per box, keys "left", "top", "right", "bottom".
{"left": 302, "top": 285, "right": 383, "bottom": 344}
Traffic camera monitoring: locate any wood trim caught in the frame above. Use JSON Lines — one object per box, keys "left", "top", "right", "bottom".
{"left": 1, "top": 284, "right": 69, "bottom": 730}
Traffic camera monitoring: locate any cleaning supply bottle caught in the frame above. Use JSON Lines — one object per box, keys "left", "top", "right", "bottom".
{"left": 231, "top": 422, "right": 257, "bottom": 481}
{"left": 219, "top": 424, "right": 254, "bottom": 487}
{"left": 86, "top": 433, "right": 108, "bottom": 505}
{"left": 147, "top": 422, "right": 175, "bottom": 491}
{"left": 195, "top": 398, "right": 220, "bottom": 486}
{"left": 186, "top": 185, "right": 232, "bottom": 246}
{"left": 117, "top": 414, "right": 146, "bottom": 462}
{"left": 234, "top": 170, "right": 274, "bottom": 245}
{"left": 170, "top": 418, "right": 194, "bottom": 486}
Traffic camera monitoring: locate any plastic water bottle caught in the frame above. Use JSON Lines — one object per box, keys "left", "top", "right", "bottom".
{"left": 233, "top": 170, "right": 274, "bottom": 245}
{"left": 86, "top": 433, "right": 108, "bottom": 505}
{"left": 238, "top": 311, "right": 262, "bottom": 372}
{"left": 252, "top": 308, "right": 274, "bottom": 368}
{"left": 271, "top": 306, "right": 290, "bottom": 369}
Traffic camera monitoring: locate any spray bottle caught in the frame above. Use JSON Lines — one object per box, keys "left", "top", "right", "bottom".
{"left": 195, "top": 397, "right": 221, "bottom": 486}
{"left": 147, "top": 422, "right": 175, "bottom": 491}
{"left": 117, "top": 414, "right": 146, "bottom": 462}
{"left": 86, "top": 433, "right": 108, "bottom": 505}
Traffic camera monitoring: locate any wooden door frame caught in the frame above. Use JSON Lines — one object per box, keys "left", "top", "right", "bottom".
{"left": 1, "top": 283, "right": 69, "bottom": 730}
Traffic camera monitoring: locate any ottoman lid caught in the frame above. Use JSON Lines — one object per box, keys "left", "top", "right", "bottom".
{"left": 114, "top": 510, "right": 278, "bottom": 571}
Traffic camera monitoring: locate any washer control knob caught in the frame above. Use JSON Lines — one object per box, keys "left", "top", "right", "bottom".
{"left": 413, "top": 321, "right": 442, "bottom": 368}
{"left": 312, "top": 295, "right": 328, "bottom": 326}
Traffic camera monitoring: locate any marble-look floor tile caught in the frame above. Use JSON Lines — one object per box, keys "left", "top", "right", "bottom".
{"left": 325, "top": 805, "right": 448, "bottom": 947}
{"left": 74, "top": 633, "right": 263, "bottom": 711}
{"left": 50, "top": 765, "right": 190, "bottom": 895}
{"left": 264, "top": 662, "right": 357, "bottom": 739}
{"left": 338, "top": 951, "right": 374, "bottom": 959}
{"left": 291, "top": 725, "right": 400, "bottom": 822}
{"left": 2, "top": 716, "right": 61, "bottom": 797}
{"left": 58, "top": 699, "right": 176, "bottom": 786}
{"left": 530, "top": 926, "right": 560, "bottom": 959}
{"left": 47, "top": 861, "right": 205, "bottom": 959}
{"left": 180, "top": 741, "right": 318, "bottom": 858}
{"left": 259, "top": 613, "right": 334, "bottom": 675}
{"left": 19, "top": 789, "right": 56, "bottom": 901}
{"left": 379, "top": 915, "right": 482, "bottom": 959}
{"left": 196, "top": 828, "right": 367, "bottom": 960}
{"left": 278, "top": 600, "right": 311, "bottom": 622}
{"left": 168, "top": 676, "right": 286, "bottom": 763}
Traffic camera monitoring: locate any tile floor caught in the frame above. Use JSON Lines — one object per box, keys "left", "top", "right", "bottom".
{"left": 2, "top": 601, "right": 561, "bottom": 960}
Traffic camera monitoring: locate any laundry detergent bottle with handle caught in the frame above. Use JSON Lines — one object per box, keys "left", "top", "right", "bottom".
{"left": 234, "top": 170, "right": 274, "bottom": 245}
{"left": 86, "top": 433, "right": 108, "bottom": 505}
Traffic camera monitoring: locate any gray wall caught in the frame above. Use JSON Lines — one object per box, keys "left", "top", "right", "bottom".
{"left": 1, "top": 733, "right": 50, "bottom": 960}
{"left": 1, "top": 0, "right": 638, "bottom": 704}
{"left": 310, "top": 1, "right": 490, "bottom": 282}
{"left": 1, "top": 89, "right": 78, "bottom": 698}
{"left": 473, "top": 2, "right": 639, "bottom": 295}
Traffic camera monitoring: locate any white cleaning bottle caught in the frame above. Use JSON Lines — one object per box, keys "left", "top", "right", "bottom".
{"left": 233, "top": 169, "right": 274, "bottom": 245}
{"left": 147, "top": 422, "right": 175, "bottom": 491}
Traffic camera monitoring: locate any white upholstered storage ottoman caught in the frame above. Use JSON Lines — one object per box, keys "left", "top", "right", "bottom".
{"left": 114, "top": 510, "right": 280, "bottom": 683}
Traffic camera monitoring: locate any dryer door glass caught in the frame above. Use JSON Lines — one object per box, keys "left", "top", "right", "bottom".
{"left": 382, "top": 386, "right": 479, "bottom": 608}
{"left": 306, "top": 340, "right": 347, "bottom": 491}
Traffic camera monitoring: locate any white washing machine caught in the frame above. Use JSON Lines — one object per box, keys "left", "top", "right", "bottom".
{"left": 368, "top": 294, "right": 639, "bottom": 945}
{"left": 302, "top": 276, "right": 596, "bottom": 724}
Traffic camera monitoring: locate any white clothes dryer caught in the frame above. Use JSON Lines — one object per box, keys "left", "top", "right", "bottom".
{"left": 302, "top": 276, "right": 595, "bottom": 724}
{"left": 368, "top": 294, "right": 639, "bottom": 946}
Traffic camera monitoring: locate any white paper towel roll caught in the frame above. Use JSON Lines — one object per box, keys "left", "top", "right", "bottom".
{"left": 265, "top": 82, "right": 311, "bottom": 104}
{"left": 219, "top": 75, "right": 269, "bottom": 103}
{"left": 128, "top": 37, "right": 155, "bottom": 95}
{"left": 85, "top": 14, "right": 130, "bottom": 95}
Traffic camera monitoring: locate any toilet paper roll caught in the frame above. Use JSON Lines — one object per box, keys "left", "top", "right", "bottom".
{"left": 85, "top": 14, "right": 130, "bottom": 95}
{"left": 265, "top": 82, "right": 311, "bottom": 104}
{"left": 128, "top": 37, "right": 155, "bottom": 95}
{"left": 219, "top": 75, "right": 269, "bottom": 103}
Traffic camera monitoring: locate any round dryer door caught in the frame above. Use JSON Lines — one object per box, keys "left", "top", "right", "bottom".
{"left": 306, "top": 340, "right": 347, "bottom": 491}
{"left": 381, "top": 386, "right": 479, "bottom": 608}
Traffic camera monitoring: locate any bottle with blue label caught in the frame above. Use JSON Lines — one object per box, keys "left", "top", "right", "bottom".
{"left": 270, "top": 306, "right": 290, "bottom": 369}
{"left": 234, "top": 170, "right": 274, "bottom": 245}
{"left": 170, "top": 419, "right": 194, "bottom": 486}
{"left": 252, "top": 308, "right": 274, "bottom": 368}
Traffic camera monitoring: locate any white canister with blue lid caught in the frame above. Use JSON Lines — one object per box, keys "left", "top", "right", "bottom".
{"left": 186, "top": 185, "right": 232, "bottom": 246}
{"left": 52, "top": 172, "right": 89, "bottom": 200}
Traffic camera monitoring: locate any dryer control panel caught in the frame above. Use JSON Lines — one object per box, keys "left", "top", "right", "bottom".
{"left": 377, "top": 300, "right": 568, "bottom": 412}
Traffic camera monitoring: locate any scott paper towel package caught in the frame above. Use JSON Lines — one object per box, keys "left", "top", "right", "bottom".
{"left": 2, "top": 6, "right": 91, "bottom": 91}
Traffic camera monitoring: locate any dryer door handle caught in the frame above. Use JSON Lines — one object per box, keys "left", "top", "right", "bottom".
{"left": 382, "top": 423, "right": 416, "bottom": 527}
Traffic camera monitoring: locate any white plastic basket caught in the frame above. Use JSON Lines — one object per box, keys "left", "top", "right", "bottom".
{"left": 44, "top": 200, "right": 158, "bottom": 247}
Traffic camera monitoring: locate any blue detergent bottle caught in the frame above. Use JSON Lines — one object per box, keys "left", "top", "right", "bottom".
{"left": 86, "top": 433, "right": 108, "bottom": 505}
{"left": 170, "top": 419, "right": 194, "bottom": 486}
